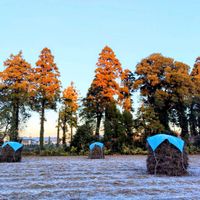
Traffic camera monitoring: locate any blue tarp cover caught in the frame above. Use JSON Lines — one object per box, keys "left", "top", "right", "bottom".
{"left": 89, "top": 142, "right": 104, "bottom": 150}
{"left": 147, "top": 134, "right": 184, "bottom": 152}
{"left": 2, "top": 141, "right": 23, "bottom": 152}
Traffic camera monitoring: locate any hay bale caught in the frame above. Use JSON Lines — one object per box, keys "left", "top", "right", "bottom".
{"left": 147, "top": 140, "right": 188, "bottom": 176}
{"left": 89, "top": 145, "right": 104, "bottom": 159}
{"left": 1, "top": 144, "right": 23, "bottom": 162}
{"left": 0, "top": 142, "right": 23, "bottom": 162}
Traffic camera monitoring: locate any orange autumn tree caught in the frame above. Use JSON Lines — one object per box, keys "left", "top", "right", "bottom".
{"left": 134, "top": 53, "right": 176, "bottom": 131}
{"left": 165, "top": 61, "right": 193, "bottom": 137}
{"left": 134, "top": 53, "right": 192, "bottom": 138}
{"left": 0, "top": 52, "right": 33, "bottom": 141}
{"left": 33, "top": 48, "right": 61, "bottom": 149}
{"left": 59, "top": 82, "right": 78, "bottom": 146}
{"left": 120, "top": 69, "right": 135, "bottom": 111}
{"left": 83, "top": 46, "right": 122, "bottom": 138}
{"left": 119, "top": 69, "right": 135, "bottom": 143}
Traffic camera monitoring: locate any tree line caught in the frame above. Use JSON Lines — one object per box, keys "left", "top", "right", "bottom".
{"left": 0, "top": 46, "right": 200, "bottom": 152}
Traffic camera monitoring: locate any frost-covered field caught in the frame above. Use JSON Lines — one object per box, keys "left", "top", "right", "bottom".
{"left": 0, "top": 155, "right": 200, "bottom": 200}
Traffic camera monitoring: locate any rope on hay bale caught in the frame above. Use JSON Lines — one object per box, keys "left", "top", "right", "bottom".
{"left": 89, "top": 142, "right": 104, "bottom": 159}
{"left": 146, "top": 134, "right": 188, "bottom": 176}
{"left": 0, "top": 142, "right": 23, "bottom": 162}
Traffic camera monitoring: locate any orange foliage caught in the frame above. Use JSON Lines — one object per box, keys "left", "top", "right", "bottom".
{"left": 93, "top": 46, "right": 122, "bottom": 102}
{"left": 0, "top": 51, "right": 33, "bottom": 95}
{"left": 62, "top": 82, "right": 78, "bottom": 112}
{"left": 191, "top": 57, "right": 200, "bottom": 78}
{"left": 34, "top": 48, "right": 61, "bottom": 101}
{"left": 191, "top": 57, "right": 200, "bottom": 95}
{"left": 123, "top": 97, "right": 132, "bottom": 111}
{"left": 134, "top": 53, "right": 192, "bottom": 104}
{"left": 120, "top": 69, "right": 134, "bottom": 111}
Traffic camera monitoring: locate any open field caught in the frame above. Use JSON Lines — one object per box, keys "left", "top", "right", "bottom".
{"left": 0, "top": 155, "right": 200, "bottom": 200}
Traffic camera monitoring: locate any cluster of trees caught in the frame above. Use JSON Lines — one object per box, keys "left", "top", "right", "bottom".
{"left": 134, "top": 54, "right": 200, "bottom": 140}
{"left": 78, "top": 48, "right": 200, "bottom": 152}
{"left": 1, "top": 46, "right": 200, "bottom": 152}
{"left": 0, "top": 48, "right": 78, "bottom": 150}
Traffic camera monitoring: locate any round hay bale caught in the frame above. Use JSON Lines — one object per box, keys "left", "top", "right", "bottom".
{"left": 147, "top": 140, "right": 188, "bottom": 176}
{"left": 89, "top": 145, "right": 104, "bottom": 159}
{"left": 1, "top": 143, "right": 23, "bottom": 162}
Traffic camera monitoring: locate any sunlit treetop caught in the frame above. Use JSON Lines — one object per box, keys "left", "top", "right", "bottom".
{"left": 120, "top": 69, "right": 134, "bottom": 111}
{"left": 135, "top": 54, "right": 190, "bottom": 90}
{"left": 93, "top": 45, "right": 122, "bottom": 102}
{"left": 0, "top": 51, "right": 33, "bottom": 94}
{"left": 134, "top": 53, "right": 193, "bottom": 104}
{"left": 191, "top": 57, "right": 200, "bottom": 77}
{"left": 34, "top": 47, "right": 61, "bottom": 101}
{"left": 62, "top": 82, "right": 78, "bottom": 112}
{"left": 190, "top": 57, "right": 200, "bottom": 95}
{"left": 134, "top": 53, "right": 173, "bottom": 91}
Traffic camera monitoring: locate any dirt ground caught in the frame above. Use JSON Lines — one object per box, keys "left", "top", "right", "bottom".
{"left": 0, "top": 155, "right": 199, "bottom": 200}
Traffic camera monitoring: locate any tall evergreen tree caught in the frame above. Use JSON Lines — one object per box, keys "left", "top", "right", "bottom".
{"left": 0, "top": 52, "right": 33, "bottom": 141}
{"left": 60, "top": 82, "right": 78, "bottom": 147}
{"left": 134, "top": 53, "right": 192, "bottom": 138}
{"left": 33, "top": 48, "right": 61, "bottom": 149}
{"left": 83, "top": 46, "right": 122, "bottom": 138}
{"left": 120, "top": 69, "right": 135, "bottom": 111}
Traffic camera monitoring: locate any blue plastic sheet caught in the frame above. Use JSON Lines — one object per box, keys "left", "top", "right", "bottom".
{"left": 89, "top": 142, "right": 104, "bottom": 150}
{"left": 2, "top": 141, "right": 23, "bottom": 152}
{"left": 147, "top": 134, "right": 184, "bottom": 152}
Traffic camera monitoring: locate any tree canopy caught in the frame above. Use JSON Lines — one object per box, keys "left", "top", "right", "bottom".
{"left": 33, "top": 48, "right": 61, "bottom": 149}
{"left": 0, "top": 51, "right": 33, "bottom": 141}
{"left": 0, "top": 47, "right": 199, "bottom": 152}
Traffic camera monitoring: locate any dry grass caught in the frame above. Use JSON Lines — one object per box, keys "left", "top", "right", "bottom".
{"left": 147, "top": 140, "right": 188, "bottom": 176}
{"left": 88, "top": 145, "right": 104, "bottom": 159}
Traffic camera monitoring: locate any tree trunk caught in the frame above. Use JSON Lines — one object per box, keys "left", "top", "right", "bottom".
{"left": 189, "top": 103, "right": 197, "bottom": 136}
{"left": 40, "top": 100, "right": 45, "bottom": 150}
{"left": 95, "top": 113, "right": 102, "bottom": 139}
{"left": 181, "top": 119, "right": 188, "bottom": 138}
{"left": 158, "top": 109, "right": 170, "bottom": 131}
{"left": 62, "top": 110, "right": 67, "bottom": 147}
{"left": 56, "top": 112, "right": 60, "bottom": 147}
{"left": 70, "top": 122, "right": 73, "bottom": 145}
{"left": 11, "top": 100, "right": 19, "bottom": 141}
{"left": 178, "top": 106, "right": 188, "bottom": 139}
{"left": 197, "top": 113, "right": 200, "bottom": 135}
{"left": 62, "top": 125, "right": 66, "bottom": 146}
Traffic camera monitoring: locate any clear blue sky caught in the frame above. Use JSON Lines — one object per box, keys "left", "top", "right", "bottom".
{"left": 0, "top": 0, "right": 200, "bottom": 137}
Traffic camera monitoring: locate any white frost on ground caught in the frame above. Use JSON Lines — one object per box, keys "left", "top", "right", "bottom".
{"left": 0, "top": 155, "right": 199, "bottom": 200}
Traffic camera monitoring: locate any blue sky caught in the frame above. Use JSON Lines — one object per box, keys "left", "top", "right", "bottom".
{"left": 0, "top": 0, "right": 200, "bottom": 137}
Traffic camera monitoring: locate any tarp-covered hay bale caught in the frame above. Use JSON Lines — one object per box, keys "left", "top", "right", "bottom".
{"left": 89, "top": 142, "right": 104, "bottom": 159}
{"left": 147, "top": 134, "right": 188, "bottom": 176}
{"left": 0, "top": 142, "right": 23, "bottom": 162}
